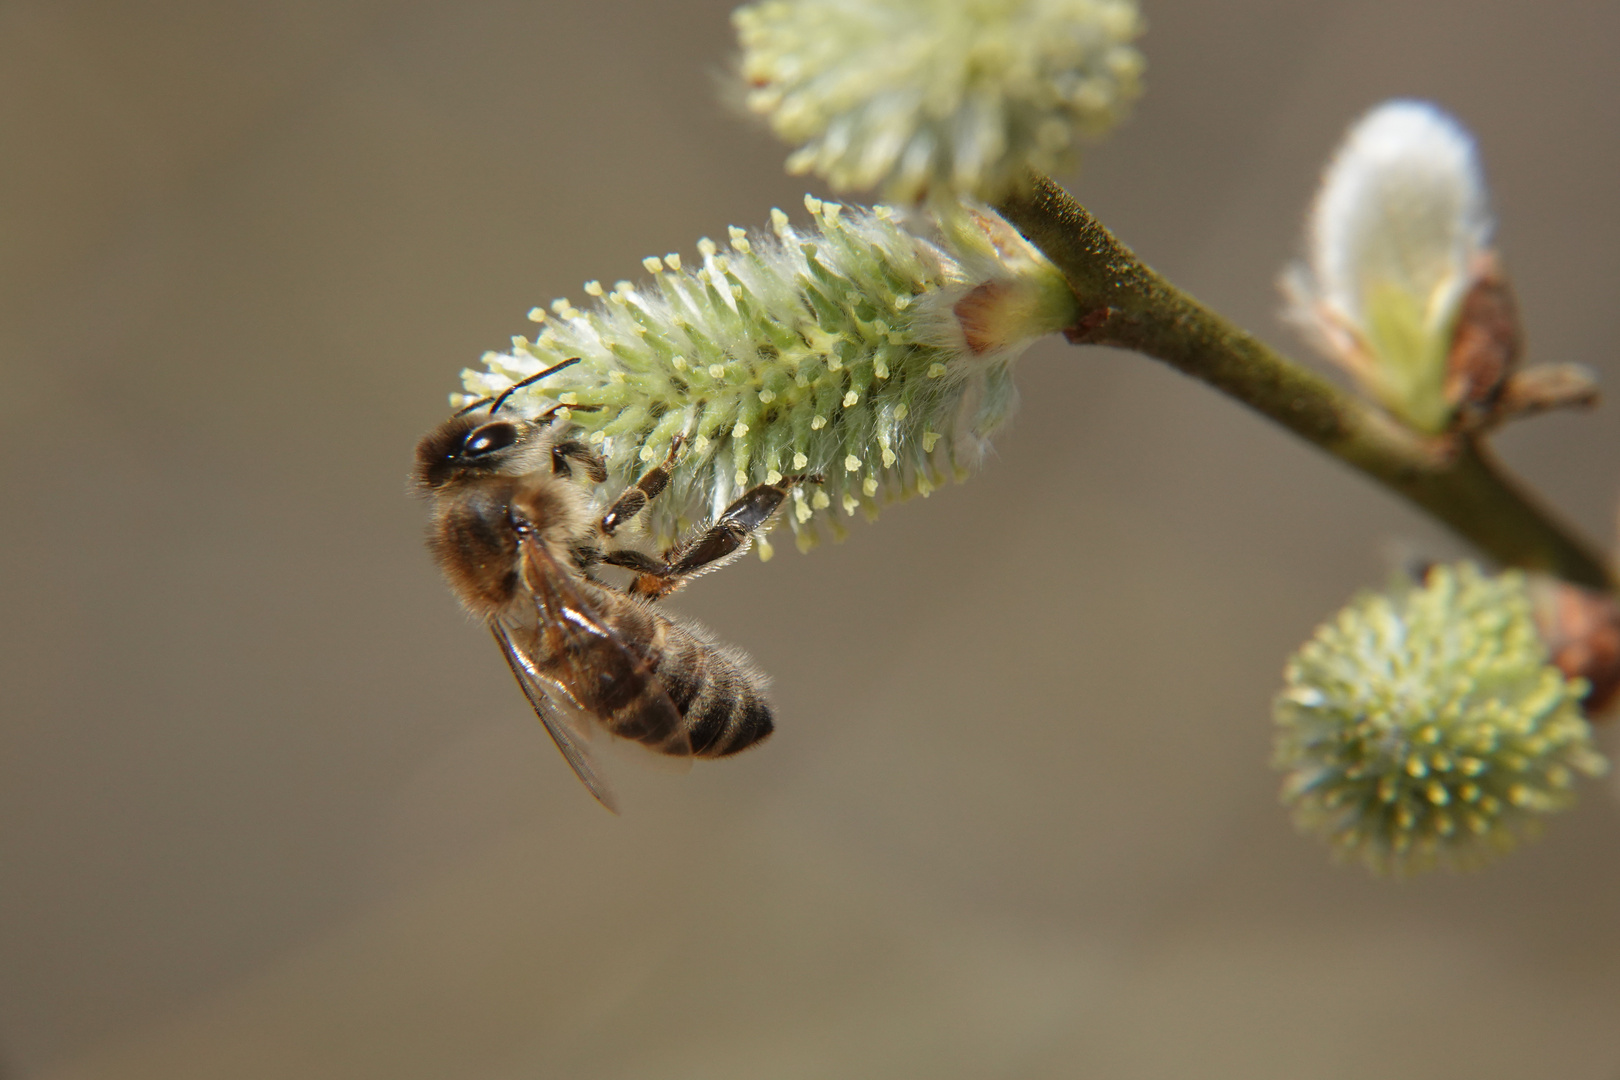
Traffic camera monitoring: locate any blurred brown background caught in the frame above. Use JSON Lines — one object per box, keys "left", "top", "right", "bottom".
{"left": 4, "top": 1, "right": 1620, "bottom": 1077}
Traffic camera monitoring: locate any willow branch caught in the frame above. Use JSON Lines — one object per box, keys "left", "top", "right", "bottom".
{"left": 996, "top": 174, "right": 1613, "bottom": 590}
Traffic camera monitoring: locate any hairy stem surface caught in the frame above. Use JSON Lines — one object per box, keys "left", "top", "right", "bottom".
{"left": 996, "top": 174, "right": 1612, "bottom": 589}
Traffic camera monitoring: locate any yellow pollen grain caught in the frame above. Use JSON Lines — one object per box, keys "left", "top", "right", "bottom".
{"left": 844, "top": 454, "right": 861, "bottom": 472}
{"left": 663, "top": 253, "right": 682, "bottom": 271}
{"left": 766, "top": 469, "right": 782, "bottom": 484}
{"left": 922, "top": 432, "right": 941, "bottom": 452}
{"left": 794, "top": 501, "right": 812, "bottom": 523}
{"left": 589, "top": 430, "right": 605, "bottom": 444}
{"left": 793, "top": 452, "right": 808, "bottom": 469}
{"left": 557, "top": 392, "right": 579, "bottom": 405}
{"left": 550, "top": 298, "right": 570, "bottom": 314}
{"left": 609, "top": 371, "right": 626, "bottom": 384}
{"left": 756, "top": 537, "right": 774, "bottom": 562}
{"left": 693, "top": 435, "right": 711, "bottom": 453}
{"left": 735, "top": 470, "right": 748, "bottom": 486}
{"left": 927, "top": 363, "right": 947, "bottom": 378}
{"left": 640, "top": 444, "right": 658, "bottom": 462}
{"left": 1425, "top": 782, "right": 1450, "bottom": 806}
{"left": 881, "top": 449, "right": 897, "bottom": 468}
{"left": 894, "top": 403, "right": 909, "bottom": 420}
{"left": 733, "top": 422, "right": 749, "bottom": 437}
{"left": 842, "top": 391, "right": 858, "bottom": 407}
{"left": 697, "top": 238, "right": 718, "bottom": 258}
{"left": 811, "top": 490, "right": 831, "bottom": 509}
{"left": 811, "top": 415, "right": 827, "bottom": 430}
{"left": 584, "top": 280, "right": 604, "bottom": 297}
{"left": 862, "top": 477, "right": 878, "bottom": 496}
{"left": 709, "top": 364, "right": 727, "bottom": 379}
{"left": 643, "top": 256, "right": 663, "bottom": 273}
{"left": 874, "top": 359, "right": 889, "bottom": 378}
{"left": 759, "top": 389, "right": 776, "bottom": 404}
{"left": 842, "top": 494, "right": 860, "bottom": 516}
{"left": 672, "top": 356, "right": 688, "bottom": 371}
{"left": 527, "top": 307, "right": 547, "bottom": 323}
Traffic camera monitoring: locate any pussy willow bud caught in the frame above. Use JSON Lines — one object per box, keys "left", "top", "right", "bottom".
{"left": 455, "top": 196, "right": 1077, "bottom": 550}
{"left": 735, "top": 0, "right": 1144, "bottom": 204}
{"left": 1283, "top": 101, "right": 1494, "bottom": 434}
{"left": 1274, "top": 563, "right": 1607, "bottom": 875}
{"left": 1529, "top": 576, "right": 1620, "bottom": 717}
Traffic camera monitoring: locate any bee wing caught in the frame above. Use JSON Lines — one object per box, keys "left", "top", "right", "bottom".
{"left": 516, "top": 533, "right": 690, "bottom": 750}
{"left": 492, "top": 621, "right": 620, "bottom": 814}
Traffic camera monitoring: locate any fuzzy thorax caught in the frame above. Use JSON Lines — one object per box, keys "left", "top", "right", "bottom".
{"left": 455, "top": 196, "right": 1077, "bottom": 551}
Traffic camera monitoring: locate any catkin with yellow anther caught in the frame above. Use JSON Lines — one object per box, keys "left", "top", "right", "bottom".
{"left": 455, "top": 197, "right": 1077, "bottom": 549}
{"left": 1274, "top": 563, "right": 1607, "bottom": 875}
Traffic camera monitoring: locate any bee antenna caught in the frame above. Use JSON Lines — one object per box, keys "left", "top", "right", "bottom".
{"left": 488, "top": 357, "right": 582, "bottom": 416}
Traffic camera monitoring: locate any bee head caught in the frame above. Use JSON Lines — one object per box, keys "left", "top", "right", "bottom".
{"left": 415, "top": 358, "right": 586, "bottom": 490}
{"left": 414, "top": 412, "right": 553, "bottom": 489}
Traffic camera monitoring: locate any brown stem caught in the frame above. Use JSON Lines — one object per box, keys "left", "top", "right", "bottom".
{"left": 997, "top": 174, "right": 1613, "bottom": 589}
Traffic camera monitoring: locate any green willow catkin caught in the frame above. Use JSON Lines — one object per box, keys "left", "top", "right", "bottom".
{"left": 736, "top": 0, "right": 1144, "bottom": 204}
{"left": 1273, "top": 563, "right": 1607, "bottom": 875}
{"left": 455, "top": 196, "right": 1077, "bottom": 552}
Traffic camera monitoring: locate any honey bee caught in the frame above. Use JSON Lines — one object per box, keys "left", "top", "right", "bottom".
{"left": 415, "top": 358, "right": 820, "bottom": 811}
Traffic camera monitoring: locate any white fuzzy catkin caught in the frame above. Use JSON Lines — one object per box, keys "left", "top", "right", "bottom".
{"left": 1284, "top": 100, "right": 1493, "bottom": 433}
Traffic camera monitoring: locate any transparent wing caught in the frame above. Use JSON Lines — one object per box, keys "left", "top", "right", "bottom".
{"left": 492, "top": 621, "right": 620, "bottom": 813}
{"left": 515, "top": 533, "right": 688, "bottom": 756}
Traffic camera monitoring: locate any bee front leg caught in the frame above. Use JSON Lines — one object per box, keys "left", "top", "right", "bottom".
{"left": 600, "top": 435, "right": 684, "bottom": 536}
{"left": 551, "top": 440, "right": 609, "bottom": 483}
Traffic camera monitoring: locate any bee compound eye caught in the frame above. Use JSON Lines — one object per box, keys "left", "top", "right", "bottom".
{"left": 461, "top": 422, "right": 519, "bottom": 458}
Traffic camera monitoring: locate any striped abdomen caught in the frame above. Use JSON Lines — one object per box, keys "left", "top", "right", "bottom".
{"left": 584, "top": 597, "right": 773, "bottom": 759}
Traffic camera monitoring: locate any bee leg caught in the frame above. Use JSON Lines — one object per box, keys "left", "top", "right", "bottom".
{"left": 600, "top": 435, "right": 685, "bottom": 536}
{"left": 551, "top": 440, "right": 609, "bottom": 483}
{"left": 600, "top": 549, "right": 670, "bottom": 575}
{"left": 626, "top": 474, "right": 824, "bottom": 600}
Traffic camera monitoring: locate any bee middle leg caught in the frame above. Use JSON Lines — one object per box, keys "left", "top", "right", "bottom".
{"left": 608, "top": 474, "right": 823, "bottom": 600}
